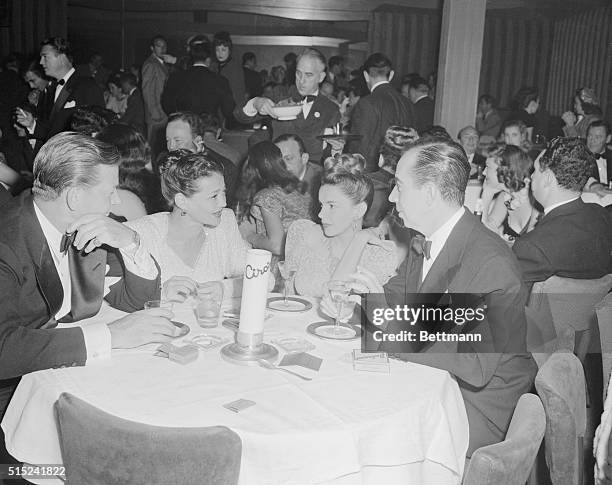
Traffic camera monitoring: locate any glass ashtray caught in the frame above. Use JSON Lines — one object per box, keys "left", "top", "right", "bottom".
{"left": 352, "top": 350, "right": 390, "bottom": 373}
{"left": 271, "top": 337, "right": 315, "bottom": 354}
{"left": 183, "top": 334, "right": 228, "bottom": 350}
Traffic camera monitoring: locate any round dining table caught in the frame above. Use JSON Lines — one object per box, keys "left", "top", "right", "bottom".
{"left": 2, "top": 295, "right": 469, "bottom": 485}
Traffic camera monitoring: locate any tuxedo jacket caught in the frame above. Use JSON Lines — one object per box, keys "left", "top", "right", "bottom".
{"left": 141, "top": 54, "right": 169, "bottom": 126}
{"left": 234, "top": 94, "right": 340, "bottom": 163}
{"left": 413, "top": 96, "right": 435, "bottom": 134}
{"left": 119, "top": 88, "right": 146, "bottom": 135}
{"left": 347, "top": 83, "right": 416, "bottom": 171}
{"left": 372, "top": 211, "right": 537, "bottom": 455}
{"left": 0, "top": 192, "right": 160, "bottom": 409}
{"left": 32, "top": 74, "right": 104, "bottom": 148}
{"left": 161, "top": 65, "right": 234, "bottom": 120}
{"left": 513, "top": 198, "right": 612, "bottom": 284}
{"left": 589, "top": 149, "right": 612, "bottom": 184}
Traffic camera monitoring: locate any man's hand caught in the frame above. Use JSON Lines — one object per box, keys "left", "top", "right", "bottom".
{"left": 561, "top": 111, "right": 576, "bottom": 126}
{"left": 15, "top": 107, "right": 35, "bottom": 130}
{"left": 161, "top": 54, "right": 177, "bottom": 65}
{"left": 252, "top": 97, "right": 277, "bottom": 118}
{"left": 320, "top": 293, "right": 355, "bottom": 322}
{"left": 108, "top": 308, "right": 177, "bottom": 348}
{"left": 67, "top": 215, "right": 139, "bottom": 253}
{"left": 163, "top": 276, "right": 198, "bottom": 302}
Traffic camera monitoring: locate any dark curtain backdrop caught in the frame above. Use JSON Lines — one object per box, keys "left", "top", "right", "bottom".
{"left": 0, "top": 0, "right": 67, "bottom": 58}
{"left": 546, "top": 6, "right": 612, "bottom": 117}
{"left": 369, "top": 6, "right": 609, "bottom": 116}
{"left": 369, "top": 8, "right": 442, "bottom": 86}
{"left": 478, "top": 12, "right": 553, "bottom": 110}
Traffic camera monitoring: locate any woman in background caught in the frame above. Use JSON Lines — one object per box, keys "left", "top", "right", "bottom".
{"left": 235, "top": 140, "right": 313, "bottom": 257}
{"left": 481, "top": 144, "right": 539, "bottom": 241}
{"left": 285, "top": 153, "right": 398, "bottom": 298}
{"left": 96, "top": 123, "right": 165, "bottom": 218}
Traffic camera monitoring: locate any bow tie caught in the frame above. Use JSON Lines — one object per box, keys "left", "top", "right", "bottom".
{"left": 60, "top": 231, "right": 76, "bottom": 254}
{"left": 301, "top": 94, "right": 316, "bottom": 103}
{"left": 411, "top": 235, "right": 432, "bottom": 260}
{"left": 57, "top": 79, "right": 65, "bottom": 86}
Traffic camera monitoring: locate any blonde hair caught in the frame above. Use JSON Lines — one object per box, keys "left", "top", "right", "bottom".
{"left": 322, "top": 153, "right": 373, "bottom": 209}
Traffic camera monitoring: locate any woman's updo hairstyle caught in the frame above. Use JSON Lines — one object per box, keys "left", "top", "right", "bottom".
{"left": 380, "top": 125, "right": 419, "bottom": 172}
{"left": 322, "top": 153, "right": 374, "bottom": 210}
{"left": 159, "top": 150, "right": 224, "bottom": 205}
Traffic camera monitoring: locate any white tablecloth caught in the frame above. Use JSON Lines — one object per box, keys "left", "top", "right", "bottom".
{"left": 2, "top": 297, "right": 469, "bottom": 485}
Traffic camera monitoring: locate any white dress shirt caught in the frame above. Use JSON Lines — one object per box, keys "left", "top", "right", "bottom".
{"left": 595, "top": 155, "right": 608, "bottom": 184}
{"left": 421, "top": 207, "right": 466, "bottom": 283}
{"left": 54, "top": 67, "right": 75, "bottom": 102}
{"left": 33, "top": 202, "right": 111, "bottom": 362}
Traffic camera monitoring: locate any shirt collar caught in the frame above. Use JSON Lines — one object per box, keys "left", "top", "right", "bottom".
{"left": 426, "top": 207, "right": 465, "bottom": 262}
{"left": 370, "top": 80, "right": 389, "bottom": 92}
{"left": 58, "top": 67, "right": 75, "bottom": 86}
{"left": 544, "top": 197, "right": 580, "bottom": 215}
{"left": 414, "top": 94, "right": 429, "bottom": 103}
{"left": 33, "top": 201, "right": 65, "bottom": 258}
{"left": 128, "top": 87, "right": 137, "bottom": 96}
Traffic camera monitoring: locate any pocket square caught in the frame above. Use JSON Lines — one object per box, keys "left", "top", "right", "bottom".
{"left": 63, "top": 100, "right": 76, "bottom": 109}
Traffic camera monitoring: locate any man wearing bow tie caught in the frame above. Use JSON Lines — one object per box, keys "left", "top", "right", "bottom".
{"left": 15, "top": 37, "right": 104, "bottom": 153}
{"left": 234, "top": 48, "right": 340, "bottom": 163}
{"left": 0, "top": 133, "right": 186, "bottom": 429}
{"left": 326, "top": 137, "right": 536, "bottom": 456}
{"left": 585, "top": 120, "right": 612, "bottom": 191}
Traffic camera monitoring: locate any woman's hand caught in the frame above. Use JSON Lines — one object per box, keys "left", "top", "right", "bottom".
{"left": 354, "top": 228, "right": 394, "bottom": 250}
{"left": 162, "top": 276, "right": 198, "bottom": 302}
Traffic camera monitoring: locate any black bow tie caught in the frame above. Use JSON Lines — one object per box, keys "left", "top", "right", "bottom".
{"left": 60, "top": 231, "right": 76, "bottom": 254}
{"left": 55, "top": 79, "right": 65, "bottom": 87}
{"left": 411, "top": 235, "right": 432, "bottom": 260}
{"left": 301, "top": 94, "right": 316, "bottom": 103}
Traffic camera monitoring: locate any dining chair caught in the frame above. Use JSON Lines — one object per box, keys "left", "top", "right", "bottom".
{"left": 54, "top": 393, "right": 242, "bottom": 485}
{"left": 535, "top": 351, "right": 587, "bottom": 485}
{"left": 525, "top": 274, "right": 612, "bottom": 366}
{"left": 462, "top": 393, "right": 545, "bottom": 485}
{"left": 597, "top": 292, "right": 612, "bottom": 400}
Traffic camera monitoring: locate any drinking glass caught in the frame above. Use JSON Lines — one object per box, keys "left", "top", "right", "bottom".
{"left": 277, "top": 261, "right": 296, "bottom": 307}
{"left": 327, "top": 280, "right": 351, "bottom": 336}
{"left": 193, "top": 281, "right": 224, "bottom": 328}
{"left": 144, "top": 300, "right": 174, "bottom": 311}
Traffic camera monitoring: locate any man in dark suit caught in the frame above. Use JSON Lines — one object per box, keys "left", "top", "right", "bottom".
{"left": 15, "top": 37, "right": 104, "bottom": 153}
{"left": 346, "top": 53, "right": 416, "bottom": 172}
{"left": 513, "top": 137, "right": 612, "bottom": 283}
{"left": 409, "top": 76, "right": 435, "bottom": 134}
{"left": 234, "top": 48, "right": 340, "bottom": 164}
{"left": 0, "top": 133, "right": 185, "bottom": 424}
{"left": 585, "top": 120, "right": 612, "bottom": 189}
{"left": 161, "top": 39, "right": 234, "bottom": 121}
{"left": 328, "top": 137, "right": 537, "bottom": 456}
{"left": 243, "top": 52, "right": 263, "bottom": 99}
{"left": 274, "top": 133, "right": 322, "bottom": 218}
{"left": 118, "top": 72, "right": 145, "bottom": 135}
{"left": 458, "top": 125, "right": 486, "bottom": 180}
